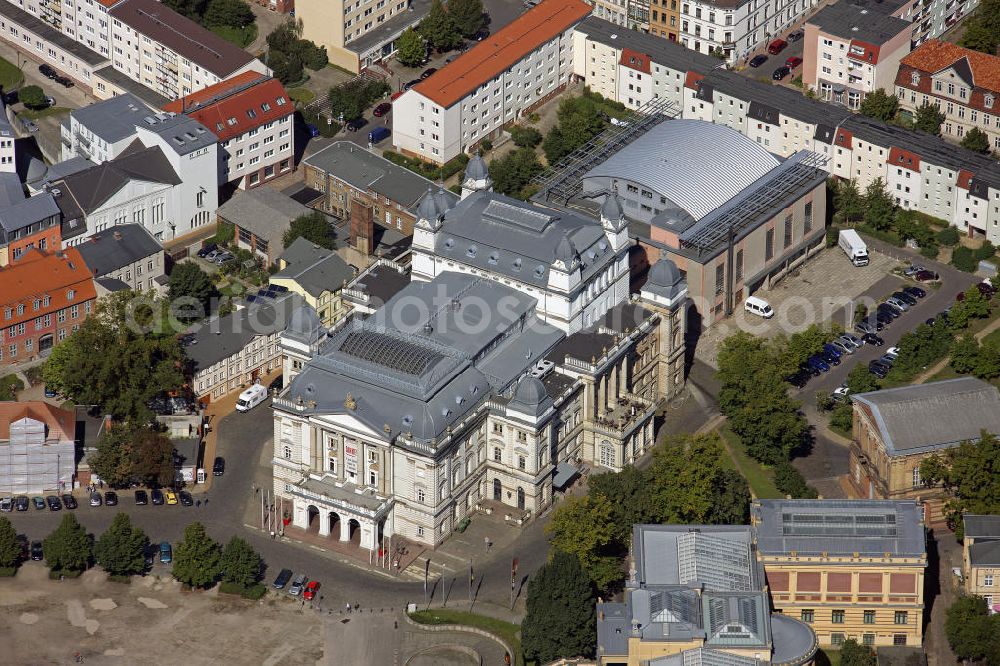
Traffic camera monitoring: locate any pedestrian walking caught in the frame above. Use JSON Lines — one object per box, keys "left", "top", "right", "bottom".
{"left": 345, "top": 603, "right": 351, "bottom": 613}
{"left": 196, "top": 500, "right": 201, "bottom": 508}
{"left": 484, "top": 536, "right": 492, "bottom": 553}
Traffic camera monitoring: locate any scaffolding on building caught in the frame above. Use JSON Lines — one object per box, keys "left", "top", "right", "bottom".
{"left": 531, "top": 96, "right": 680, "bottom": 206}
{"left": 1, "top": 416, "right": 74, "bottom": 495}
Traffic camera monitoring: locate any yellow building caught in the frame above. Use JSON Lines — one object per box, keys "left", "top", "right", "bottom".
{"left": 295, "top": 0, "right": 422, "bottom": 72}
{"left": 597, "top": 525, "right": 818, "bottom": 666}
{"left": 962, "top": 515, "right": 1000, "bottom": 611}
{"left": 269, "top": 237, "right": 356, "bottom": 328}
{"left": 752, "top": 499, "right": 928, "bottom": 649}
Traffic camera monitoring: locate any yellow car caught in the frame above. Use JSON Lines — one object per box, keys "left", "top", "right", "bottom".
{"left": 164, "top": 489, "right": 178, "bottom": 506}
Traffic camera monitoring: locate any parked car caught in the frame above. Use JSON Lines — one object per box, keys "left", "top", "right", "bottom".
{"left": 822, "top": 343, "right": 843, "bottom": 360}
{"left": 892, "top": 291, "right": 917, "bottom": 306}
{"left": 43, "top": 96, "right": 56, "bottom": 108}
{"left": 306, "top": 124, "right": 320, "bottom": 138}
{"left": 373, "top": 102, "right": 392, "bottom": 117}
{"left": 767, "top": 39, "right": 788, "bottom": 54}
{"left": 885, "top": 296, "right": 909, "bottom": 312}
{"left": 55, "top": 75, "right": 74, "bottom": 88}
{"left": 772, "top": 66, "right": 790, "bottom": 81}
{"left": 273, "top": 568, "right": 293, "bottom": 589}
{"left": 420, "top": 67, "right": 437, "bottom": 79}
{"left": 288, "top": 573, "right": 308, "bottom": 596}
{"left": 787, "top": 29, "right": 804, "bottom": 41}
{"left": 855, "top": 319, "right": 878, "bottom": 335}
{"left": 799, "top": 362, "right": 820, "bottom": 378}
{"left": 144, "top": 544, "right": 156, "bottom": 568}
{"left": 345, "top": 118, "right": 365, "bottom": 132}
{"left": 787, "top": 370, "right": 810, "bottom": 388}
{"left": 749, "top": 54, "right": 768, "bottom": 68}
{"left": 903, "top": 286, "right": 926, "bottom": 299}
{"left": 32, "top": 496, "right": 46, "bottom": 510}
{"left": 863, "top": 333, "right": 884, "bottom": 346}
{"left": 39, "top": 63, "right": 57, "bottom": 78}
{"left": 869, "top": 360, "right": 890, "bottom": 378}
{"left": 30, "top": 541, "right": 43, "bottom": 561}
{"left": 368, "top": 126, "right": 391, "bottom": 144}
{"left": 89, "top": 492, "right": 102, "bottom": 507}
{"left": 820, "top": 348, "right": 840, "bottom": 365}
{"left": 159, "top": 542, "right": 172, "bottom": 563}
{"left": 104, "top": 491, "right": 118, "bottom": 506}
{"left": 44, "top": 385, "right": 58, "bottom": 398}
{"left": 914, "top": 270, "right": 939, "bottom": 282}
{"left": 196, "top": 243, "right": 218, "bottom": 258}
{"left": 15, "top": 534, "right": 28, "bottom": 561}
{"left": 14, "top": 496, "right": 28, "bottom": 512}
{"left": 212, "top": 251, "right": 235, "bottom": 265}
{"left": 874, "top": 309, "right": 894, "bottom": 326}
{"left": 830, "top": 339, "right": 853, "bottom": 355}
{"left": 151, "top": 488, "right": 165, "bottom": 506}
{"left": 903, "top": 264, "right": 925, "bottom": 277}
{"left": 879, "top": 353, "right": 897, "bottom": 367}
{"left": 807, "top": 355, "right": 830, "bottom": 373}
{"left": 885, "top": 346, "right": 901, "bottom": 360}
{"left": 213, "top": 457, "right": 225, "bottom": 476}
{"left": 842, "top": 333, "right": 864, "bottom": 348}
{"left": 876, "top": 303, "right": 901, "bottom": 319}
{"left": 402, "top": 79, "right": 421, "bottom": 91}
{"left": 23, "top": 119, "right": 39, "bottom": 133}
{"left": 179, "top": 491, "right": 193, "bottom": 506}
{"left": 62, "top": 494, "right": 77, "bottom": 509}
{"left": 134, "top": 489, "right": 148, "bottom": 505}
{"left": 832, "top": 385, "right": 851, "bottom": 402}
{"left": 0, "top": 497, "right": 11, "bottom": 512}
{"left": 46, "top": 495, "right": 62, "bottom": 511}
{"left": 303, "top": 580, "right": 321, "bottom": 600}
{"left": 474, "top": 28, "right": 490, "bottom": 40}
{"left": 164, "top": 489, "right": 178, "bottom": 506}
{"left": 785, "top": 56, "right": 803, "bottom": 68}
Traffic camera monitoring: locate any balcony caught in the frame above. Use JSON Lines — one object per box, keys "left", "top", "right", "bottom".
{"left": 592, "top": 394, "right": 654, "bottom": 438}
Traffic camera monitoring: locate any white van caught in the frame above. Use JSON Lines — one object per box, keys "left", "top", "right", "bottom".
{"left": 235, "top": 383, "right": 268, "bottom": 412}
{"left": 744, "top": 296, "right": 774, "bottom": 319}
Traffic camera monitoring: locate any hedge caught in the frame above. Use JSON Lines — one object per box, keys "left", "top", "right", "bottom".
{"left": 219, "top": 581, "right": 267, "bottom": 599}
{"left": 382, "top": 150, "right": 469, "bottom": 181}
{"left": 48, "top": 569, "right": 83, "bottom": 579}
{"left": 0, "top": 566, "right": 16, "bottom": 577}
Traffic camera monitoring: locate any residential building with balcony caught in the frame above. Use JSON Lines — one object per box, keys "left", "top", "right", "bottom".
{"left": 962, "top": 515, "right": 1000, "bottom": 612}
{"left": 392, "top": 0, "right": 590, "bottom": 165}
{"left": 163, "top": 72, "right": 295, "bottom": 189}
{"left": 61, "top": 92, "right": 156, "bottom": 163}
{"left": 895, "top": 40, "right": 1000, "bottom": 153}
{"left": 0, "top": 247, "right": 96, "bottom": 366}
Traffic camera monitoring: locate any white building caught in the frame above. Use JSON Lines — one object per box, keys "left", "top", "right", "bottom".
{"left": 678, "top": 0, "right": 820, "bottom": 62}
{"left": 391, "top": 0, "right": 591, "bottom": 165}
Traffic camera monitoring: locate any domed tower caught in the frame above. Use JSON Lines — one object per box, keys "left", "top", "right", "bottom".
{"left": 507, "top": 375, "right": 553, "bottom": 419}
{"left": 412, "top": 186, "right": 445, "bottom": 255}
{"left": 638, "top": 256, "right": 689, "bottom": 399}
{"left": 600, "top": 193, "right": 629, "bottom": 252}
{"left": 461, "top": 153, "right": 492, "bottom": 199}
{"left": 280, "top": 303, "right": 326, "bottom": 383}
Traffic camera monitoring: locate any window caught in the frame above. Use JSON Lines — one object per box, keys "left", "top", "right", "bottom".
{"left": 765, "top": 228, "right": 774, "bottom": 261}
{"left": 715, "top": 263, "right": 724, "bottom": 295}
{"left": 893, "top": 635, "right": 907, "bottom": 646}
{"left": 912, "top": 467, "right": 921, "bottom": 487}
{"left": 864, "top": 610, "right": 876, "bottom": 624}
{"left": 783, "top": 214, "right": 792, "bottom": 248}
{"left": 894, "top": 611, "right": 908, "bottom": 625}
{"left": 283, "top": 445, "right": 292, "bottom": 459}
{"left": 518, "top": 455, "right": 526, "bottom": 470}
{"left": 986, "top": 574, "right": 994, "bottom": 586}
{"left": 494, "top": 447, "right": 502, "bottom": 462}
{"left": 831, "top": 633, "right": 845, "bottom": 646}
{"left": 735, "top": 250, "right": 744, "bottom": 282}
{"left": 800, "top": 610, "right": 814, "bottom": 623}
{"left": 328, "top": 455, "right": 337, "bottom": 473}
{"left": 804, "top": 202, "right": 813, "bottom": 233}
{"left": 417, "top": 488, "right": 425, "bottom": 503}
{"left": 368, "top": 470, "right": 377, "bottom": 486}
{"left": 599, "top": 443, "right": 614, "bottom": 468}
{"left": 832, "top": 610, "right": 845, "bottom": 624}
{"left": 863, "top": 634, "right": 875, "bottom": 646}
{"left": 197, "top": 190, "right": 205, "bottom": 208}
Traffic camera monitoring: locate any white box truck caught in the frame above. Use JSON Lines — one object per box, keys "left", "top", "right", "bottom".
{"left": 839, "top": 229, "right": 869, "bottom": 266}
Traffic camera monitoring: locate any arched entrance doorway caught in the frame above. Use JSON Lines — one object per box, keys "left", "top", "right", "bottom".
{"left": 38, "top": 333, "right": 53, "bottom": 357}
{"left": 306, "top": 505, "right": 320, "bottom": 533}
{"left": 328, "top": 511, "right": 341, "bottom": 539}
{"left": 348, "top": 519, "right": 361, "bottom": 546}
{"left": 517, "top": 487, "right": 525, "bottom": 510}
{"left": 493, "top": 478, "right": 501, "bottom": 501}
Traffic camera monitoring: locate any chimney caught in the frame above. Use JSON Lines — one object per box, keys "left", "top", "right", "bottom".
{"left": 350, "top": 199, "right": 374, "bottom": 256}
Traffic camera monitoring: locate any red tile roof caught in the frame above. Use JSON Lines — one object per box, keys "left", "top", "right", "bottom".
{"left": 889, "top": 146, "right": 920, "bottom": 172}
{"left": 411, "top": 0, "right": 591, "bottom": 109}
{"left": 162, "top": 73, "right": 293, "bottom": 142}
{"left": 835, "top": 127, "right": 853, "bottom": 150}
{"left": 620, "top": 48, "right": 651, "bottom": 74}
{"left": 958, "top": 169, "right": 975, "bottom": 190}
{"left": 0, "top": 248, "right": 95, "bottom": 315}
{"left": 684, "top": 71, "right": 704, "bottom": 90}
{"left": 0, "top": 401, "right": 75, "bottom": 441}
{"left": 848, "top": 40, "right": 881, "bottom": 65}
{"left": 900, "top": 39, "right": 1000, "bottom": 93}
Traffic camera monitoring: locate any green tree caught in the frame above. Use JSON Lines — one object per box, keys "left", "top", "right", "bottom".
{"left": 913, "top": 101, "right": 945, "bottom": 135}
{"left": 446, "top": 0, "right": 485, "bottom": 37}
{"left": 42, "top": 292, "right": 185, "bottom": 421}
{"left": 172, "top": 522, "right": 221, "bottom": 589}
{"left": 951, "top": 335, "right": 982, "bottom": 375}
{"left": 937, "top": 225, "right": 961, "bottom": 246}
{"left": 168, "top": 261, "right": 217, "bottom": 321}
{"left": 521, "top": 551, "right": 596, "bottom": 663}
{"left": 845, "top": 364, "right": 880, "bottom": 394}
{"left": 489, "top": 148, "right": 543, "bottom": 198}
{"left": 395, "top": 27, "right": 426, "bottom": 67}
{"left": 267, "top": 49, "right": 304, "bottom": 85}
{"left": 839, "top": 638, "right": 877, "bottom": 666}
{"left": 162, "top": 0, "right": 208, "bottom": 18}
{"left": 974, "top": 240, "right": 996, "bottom": 261}
{"left": 19, "top": 85, "right": 46, "bottom": 110}
{"left": 546, "top": 494, "right": 621, "bottom": 591}
{"left": 786, "top": 324, "right": 835, "bottom": 369}
{"left": 219, "top": 537, "right": 262, "bottom": 587}
{"left": 862, "top": 178, "right": 896, "bottom": 232}
{"left": 773, "top": 461, "right": 818, "bottom": 499}
{"left": 710, "top": 469, "right": 753, "bottom": 524}
{"left": 542, "top": 125, "right": 570, "bottom": 164}
{"left": 958, "top": 0, "right": 1000, "bottom": 55}
{"left": 945, "top": 594, "right": 1000, "bottom": 662}
{"left": 829, "top": 401, "right": 855, "bottom": 434}
{"left": 419, "top": 0, "right": 463, "bottom": 51}
{"left": 555, "top": 94, "right": 608, "bottom": 152}
{"left": 94, "top": 513, "right": 149, "bottom": 577}
{"left": 203, "top": 0, "right": 254, "bottom": 27}
{"left": 588, "top": 466, "right": 658, "bottom": 545}
{"left": 921, "top": 432, "right": 1000, "bottom": 530}
{"left": 43, "top": 514, "right": 93, "bottom": 573}
{"left": 948, "top": 286, "right": 991, "bottom": 330}
{"left": 509, "top": 125, "right": 543, "bottom": 148}
{"left": 974, "top": 339, "right": 1000, "bottom": 379}
{"left": 0, "top": 516, "right": 20, "bottom": 569}
{"left": 90, "top": 423, "right": 175, "bottom": 489}
{"left": 951, "top": 245, "right": 977, "bottom": 272}
{"left": 282, "top": 211, "right": 333, "bottom": 249}
{"left": 327, "top": 78, "right": 389, "bottom": 122}
{"left": 858, "top": 88, "right": 898, "bottom": 122}
{"left": 961, "top": 127, "right": 992, "bottom": 154}
{"left": 833, "top": 179, "right": 864, "bottom": 223}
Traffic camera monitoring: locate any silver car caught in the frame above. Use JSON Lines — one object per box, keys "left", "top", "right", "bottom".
{"left": 831, "top": 339, "right": 853, "bottom": 355}
{"left": 288, "top": 573, "right": 308, "bottom": 596}
{"left": 886, "top": 296, "right": 909, "bottom": 312}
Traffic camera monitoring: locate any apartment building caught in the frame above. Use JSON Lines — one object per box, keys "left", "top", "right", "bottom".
{"left": 296, "top": 0, "right": 422, "bottom": 73}
{"left": 753, "top": 499, "right": 928, "bottom": 648}
{"left": 392, "top": 0, "right": 591, "bottom": 165}
{"left": 573, "top": 17, "right": 1000, "bottom": 244}
{"left": 75, "top": 223, "right": 166, "bottom": 293}
{"left": 61, "top": 92, "right": 155, "bottom": 163}
{"left": 962, "top": 515, "right": 1000, "bottom": 611}
{"left": 895, "top": 39, "right": 1000, "bottom": 153}
{"left": 270, "top": 237, "right": 355, "bottom": 328}
{"left": 163, "top": 72, "right": 295, "bottom": 189}
{"left": 0, "top": 247, "right": 96, "bottom": 366}
{"left": 802, "top": 0, "right": 912, "bottom": 108}
{"left": 0, "top": 172, "right": 62, "bottom": 267}
{"left": 679, "top": 0, "right": 821, "bottom": 63}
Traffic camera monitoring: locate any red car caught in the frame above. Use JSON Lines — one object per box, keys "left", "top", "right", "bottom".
{"left": 373, "top": 102, "right": 392, "bottom": 117}
{"left": 303, "top": 580, "right": 321, "bottom": 600}
{"left": 390, "top": 91, "right": 404, "bottom": 102}
{"left": 767, "top": 39, "right": 788, "bottom": 55}
{"left": 785, "top": 56, "right": 802, "bottom": 68}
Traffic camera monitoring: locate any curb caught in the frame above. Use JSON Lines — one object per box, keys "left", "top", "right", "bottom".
{"left": 241, "top": 523, "right": 402, "bottom": 580}
{"left": 402, "top": 612, "right": 515, "bottom": 664}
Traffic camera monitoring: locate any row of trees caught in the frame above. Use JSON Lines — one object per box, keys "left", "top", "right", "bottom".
{"left": 401, "top": 0, "right": 485, "bottom": 64}
{"left": 858, "top": 90, "right": 993, "bottom": 154}
{"left": 328, "top": 78, "right": 391, "bottom": 124}
{"left": 265, "top": 21, "right": 328, "bottom": 85}
{"left": 922, "top": 432, "right": 1000, "bottom": 535}
{"left": 946, "top": 594, "right": 1000, "bottom": 662}
{"left": 162, "top": 0, "right": 253, "bottom": 31}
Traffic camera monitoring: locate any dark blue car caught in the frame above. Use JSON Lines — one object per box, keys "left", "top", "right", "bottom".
{"left": 807, "top": 355, "right": 831, "bottom": 373}
{"left": 820, "top": 349, "right": 841, "bottom": 365}
{"left": 822, "top": 343, "right": 842, "bottom": 359}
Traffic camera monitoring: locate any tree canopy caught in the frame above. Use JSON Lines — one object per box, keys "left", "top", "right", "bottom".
{"left": 447, "top": 0, "right": 485, "bottom": 37}
{"left": 945, "top": 594, "right": 1000, "bottom": 662}
{"left": 419, "top": 0, "right": 463, "bottom": 51}
{"left": 172, "top": 522, "right": 221, "bottom": 588}
{"left": 95, "top": 513, "right": 149, "bottom": 577}
{"left": 509, "top": 125, "right": 543, "bottom": 149}
{"left": 862, "top": 178, "right": 897, "bottom": 232}
{"left": 489, "top": 148, "right": 543, "bottom": 199}
{"left": 521, "top": 550, "right": 597, "bottom": 663}
{"left": 283, "top": 211, "right": 334, "bottom": 250}
{"left": 328, "top": 78, "right": 390, "bottom": 123}
{"left": 921, "top": 432, "right": 1000, "bottom": 533}
{"left": 0, "top": 516, "right": 20, "bottom": 569}
{"left": 839, "top": 639, "right": 877, "bottom": 666}
{"left": 219, "top": 537, "right": 262, "bottom": 588}
{"left": 833, "top": 179, "right": 864, "bottom": 223}
{"left": 961, "top": 127, "right": 992, "bottom": 154}
{"left": 19, "top": 85, "right": 46, "bottom": 110}
{"left": 858, "top": 89, "right": 898, "bottom": 122}
{"left": 265, "top": 20, "right": 327, "bottom": 83}
{"left": 43, "top": 514, "right": 93, "bottom": 573}
{"left": 958, "top": 0, "right": 1000, "bottom": 54}
{"left": 168, "top": 261, "right": 217, "bottom": 321}
{"left": 90, "top": 423, "right": 176, "bottom": 489}
{"left": 913, "top": 102, "right": 945, "bottom": 135}
{"left": 203, "top": 0, "right": 253, "bottom": 27}
{"left": 395, "top": 28, "right": 426, "bottom": 67}
{"left": 42, "top": 291, "right": 185, "bottom": 421}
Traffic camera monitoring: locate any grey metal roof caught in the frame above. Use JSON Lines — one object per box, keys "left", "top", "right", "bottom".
{"left": 76, "top": 224, "right": 161, "bottom": 277}
{"left": 0, "top": 193, "right": 60, "bottom": 235}
{"left": 284, "top": 303, "right": 325, "bottom": 347}
{"left": 769, "top": 613, "right": 819, "bottom": 666}
{"left": 344, "top": 261, "right": 411, "bottom": 308}
{"left": 183, "top": 292, "right": 302, "bottom": 370}
{"left": 68, "top": 93, "right": 155, "bottom": 145}
{"left": 272, "top": 237, "right": 355, "bottom": 298}
{"left": 649, "top": 649, "right": 761, "bottom": 666}
{"left": 53, "top": 145, "right": 181, "bottom": 215}
{"left": 584, "top": 120, "right": 780, "bottom": 222}
{"left": 217, "top": 187, "right": 312, "bottom": 243}
{"left": 435, "top": 190, "right": 614, "bottom": 288}
{"left": 95, "top": 277, "right": 131, "bottom": 292}
{"left": 303, "top": 142, "right": 458, "bottom": 213}
{"left": 596, "top": 602, "right": 630, "bottom": 656}
{"left": 137, "top": 112, "right": 216, "bottom": 156}
{"left": 0, "top": 0, "right": 107, "bottom": 66}
{"left": 968, "top": 541, "right": 1000, "bottom": 568}
{"left": 807, "top": 0, "right": 911, "bottom": 44}
{"left": 0, "top": 171, "right": 23, "bottom": 207}
{"left": 852, "top": 378, "right": 1000, "bottom": 456}
{"left": 644, "top": 257, "right": 686, "bottom": 301}
{"left": 30, "top": 156, "right": 94, "bottom": 189}
{"left": 963, "top": 515, "right": 1000, "bottom": 539}
{"left": 92, "top": 66, "right": 171, "bottom": 108}
{"left": 633, "top": 524, "right": 757, "bottom": 588}
{"left": 753, "top": 499, "right": 926, "bottom": 558}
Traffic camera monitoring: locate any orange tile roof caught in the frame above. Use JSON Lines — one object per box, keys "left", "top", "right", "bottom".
{"left": 0, "top": 401, "right": 75, "bottom": 441}
{"left": 162, "top": 72, "right": 293, "bottom": 142}
{"left": 412, "top": 0, "right": 591, "bottom": 109}
{"left": 620, "top": 48, "right": 651, "bottom": 74}
{"left": 0, "top": 248, "right": 96, "bottom": 314}
{"left": 901, "top": 39, "right": 1000, "bottom": 93}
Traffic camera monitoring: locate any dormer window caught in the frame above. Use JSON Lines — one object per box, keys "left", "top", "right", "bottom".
{"left": 910, "top": 72, "right": 920, "bottom": 86}
{"left": 986, "top": 94, "right": 995, "bottom": 109}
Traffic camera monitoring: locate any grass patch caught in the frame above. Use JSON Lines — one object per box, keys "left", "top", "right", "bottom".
{"left": 210, "top": 23, "right": 257, "bottom": 48}
{"left": 287, "top": 86, "right": 316, "bottom": 106}
{"left": 0, "top": 566, "right": 17, "bottom": 577}
{"left": 107, "top": 574, "right": 131, "bottom": 584}
{"left": 326, "top": 62, "right": 356, "bottom": 77}
{"left": 814, "top": 648, "right": 841, "bottom": 666}
{"left": 218, "top": 581, "right": 267, "bottom": 599}
{"left": 718, "top": 427, "right": 783, "bottom": 499}
{"left": 0, "top": 373, "right": 24, "bottom": 401}
{"left": 409, "top": 609, "right": 523, "bottom": 666}
{"left": 0, "top": 56, "right": 23, "bottom": 90}
{"left": 982, "top": 326, "right": 1000, "bottom": 347}
{"left": 18, "top": 106, "right": 70, "bottom": 121}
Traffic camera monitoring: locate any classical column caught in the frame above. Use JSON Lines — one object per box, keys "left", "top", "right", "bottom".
{"left": 293, "top": 501, "right": 308, "bottom": 530}
{"left": 339, "top": 516, "right": 352, "bottom": 542}
{"left": 620, "top": 357, "right": 629, "bottom": 395}
{"left": 597, "top": 377, "right": 606, "bottom": 416}
{"left": 318, "top": 511, "right": 331, "bottom": 537}
{"left": 608, "top": 365, "right": 618, "bottom": 407}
